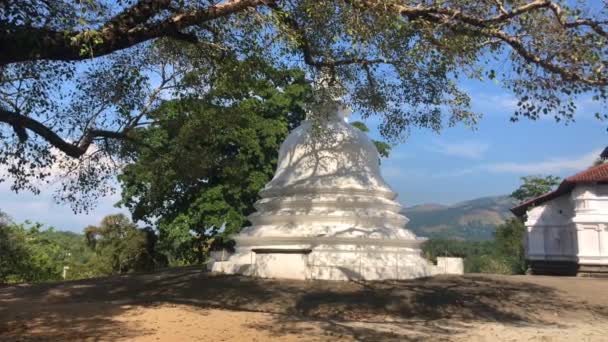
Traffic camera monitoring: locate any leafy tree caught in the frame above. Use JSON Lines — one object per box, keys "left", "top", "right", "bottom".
{"left": 118, "top": 58, "right": 310, "bottom": 264}
{"left": 351, "top": 121, "right": 391, "bottom": 158}
{"left": 1, "top": 1, "right": 606, "bottom": 209}
{"left": 0, "top": 215, "right": 29, "bottom": 283}
{"left": 494, "top": 218, "right": 526, "bottom": 274}
{"left": 84, "top": 214, "right": 166, "bottom": 274}
{"left": 593, "top": 149, "right": 608, "bottom": 166}
{"left": 37, "top": 229, "right": 99, "bottom": 280}
{"left": 593, "top": 158, "right": 607, "bottom": 166}
{"left": 118, "top": 58, "right": 391, "bottom": 264}
{"left": 422, "top": 217, "right": 527, "bottom": 275}
{"left": 0, "top": 219, "right": 68, "bottom": 283}
{"left": 511, "top": 175, "right": 561, "bottom": 202}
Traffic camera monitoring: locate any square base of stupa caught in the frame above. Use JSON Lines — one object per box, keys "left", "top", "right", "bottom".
{"left": 209, "top": 241, "right": 463, "bottom": 281}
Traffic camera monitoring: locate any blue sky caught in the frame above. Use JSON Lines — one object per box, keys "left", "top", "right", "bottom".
{"left": 0, "top": 78, "right": 605, "bottom": 232}
{"left": 373, "top": 81, "right": 606, "bottom": 206}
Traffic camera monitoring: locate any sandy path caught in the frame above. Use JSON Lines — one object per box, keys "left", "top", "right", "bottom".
{"left": 1, "top": 269, "right": 607, "bottom": 341}
{"left": 111, "top": 304, "right": 608, "bottom": 342}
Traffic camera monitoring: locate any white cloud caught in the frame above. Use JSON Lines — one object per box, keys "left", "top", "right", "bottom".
{"left": 427, "top": 139, "right": 490, "bottom": 160}
{"left": 387, "top": 151, "right": 415, "bottom": 161}
{"left": 471, "top": 89, "right": 606, "bottom": 122}
{"left": 0, "top": 181, "right": 127, "bottom": 232}
{"left": 430, "top": 168, "right": 478, "bottom": 178}
{"left": 431, "top": 148, "right": 603, "bottom": 178}
{"left": 484, "top": 149, "right": 602, "bottom": 174}
{"left": 0, "top": 144, "right": 127, "bottom": 232}
{"left": 380, "top": 165, "right": 428, "bottom": 181}
{"left": 471, "top": 92, "right": 518, "bottom": 115}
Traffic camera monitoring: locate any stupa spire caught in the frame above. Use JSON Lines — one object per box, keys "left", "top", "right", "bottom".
{"left": 307, "top": 70, "right": 351, "bottom": 122}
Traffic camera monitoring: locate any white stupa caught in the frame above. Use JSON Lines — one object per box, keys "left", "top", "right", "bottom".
{"left": 211, "top": 93, "right": 462, "bottom": 280}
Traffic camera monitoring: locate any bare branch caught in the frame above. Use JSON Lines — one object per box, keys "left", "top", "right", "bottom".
{"left": 564, "top": 19, "right": 608, "bottom": 38}
{"left": 492, "top": 0, "right": 509, "bottom": 15}
{"left": 0, "top": 107, "right": 126, "bottom": 158}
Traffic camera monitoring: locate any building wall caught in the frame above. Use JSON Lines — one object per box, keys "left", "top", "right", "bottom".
{"left": 525, "top": 194, "right": 575, "bottom": 261}
{"left": 525, "top": 184, "right": 608, "bottom": 267}
{"left": 571, "top": 184, "right": 608, "bottom": 265}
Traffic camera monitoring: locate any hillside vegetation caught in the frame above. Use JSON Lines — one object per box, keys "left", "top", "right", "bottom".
{"left": 404, "top": 196, "right": 518, "bottom": 240}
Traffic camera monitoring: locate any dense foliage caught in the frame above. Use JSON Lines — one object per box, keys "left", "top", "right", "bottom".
{"left": 0, "top": 219, "right": 96, "bottom": 283}
{"left": 423, "top": 218, "right": 526, "bottom": 274}
{"left": 0, "top": 212, "right": 166, "bottom": 284}
{"left": 0, "top": 221, "right": 60, "bottom": 283}
{"left": 511, "top": 175, "right": 561, "bottom": 202}
{"left": 117, "top": 58, "right": 310, "bottom": 264}
{"left": 117, "top": 58, "right": 391, "bottom": 265}
{"left": 493, "top": 218, "right": 527, "bottom": 273}
{"left": 0, "top": 1, "right": 606, "bottom": 209}
{"left": 84, "top": 214, "right": 167, "bottom": 274}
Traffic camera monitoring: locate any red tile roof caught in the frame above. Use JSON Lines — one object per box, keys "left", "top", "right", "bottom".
{"left": 511, "top": 163, "right": 608, "bottom": 216}
{"left": 565, "top": 162, "right": 608, "bottom": 183}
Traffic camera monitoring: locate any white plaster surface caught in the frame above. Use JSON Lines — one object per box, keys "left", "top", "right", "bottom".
{"left": 435, "top": 257, "right": 465, "bottom": 275}
{"left": 524, "top": 184, "right": 608, "bottom": 266}
{"left": 210, "top": 102, "right": 463, "bottom": 280}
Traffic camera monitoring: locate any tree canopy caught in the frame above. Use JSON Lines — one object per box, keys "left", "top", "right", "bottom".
{"left": 0, "top": 210, "right": 167, "bottom": 284}
{"left": 117, "top": 57, "right": 310, "bottom": 263}
{"left": 84, "top": 214, "right": 166, "bottom": 274}
{"left": 116, "top": 58, "right": 391, "bottom": 263}
{"left": 1, "top": 0, "right": 607, "bottom": 207}
{"left": 0, "top": 218, "right": 76, "bottom": 283}
{"left": 511, "top": 175, "right": 561, "bottom": 202}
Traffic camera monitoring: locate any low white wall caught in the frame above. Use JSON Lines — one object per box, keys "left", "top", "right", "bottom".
{"left": 435, "top": 257, "right": 464, "bottom": 275}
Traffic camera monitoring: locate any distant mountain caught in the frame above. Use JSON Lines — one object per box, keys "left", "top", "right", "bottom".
{"left": 403, "top": 195, "right": 518, "bottom": 240}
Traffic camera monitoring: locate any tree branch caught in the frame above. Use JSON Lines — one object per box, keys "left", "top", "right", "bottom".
{"left": 267, "top": 1, "right": 397, "bottom": 69}
{"left": 0, "top": 0, "right": 267, "bottom": 66}
{"left": 344, "top": 0, "right": 607, "bottom": 86}
{"left": 564, "top": 19, "right": 608, "bottom": 38}
{"left": 0, "top": 107, "right": 126, "bottom": 158}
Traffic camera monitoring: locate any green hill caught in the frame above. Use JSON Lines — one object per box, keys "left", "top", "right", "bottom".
{"left": 403, "top": 195, "right": 518, "bottom": 240}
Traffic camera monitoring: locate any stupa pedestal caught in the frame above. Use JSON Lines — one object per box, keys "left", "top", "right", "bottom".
{"left": 211, "top": 102, "right": 462, "bottom": 280}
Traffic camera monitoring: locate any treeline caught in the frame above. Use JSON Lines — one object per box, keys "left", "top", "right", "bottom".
{"left": 0, "top": 173, "right": 538, "bottom": 283}
{"left": 1, "top": 221, "right": 92, "bottom": 283}
{"left": 0, "top": 213, "right": 167, "bottom": 283}
{"left": 2, "top": 212, "right": 528, "bottom": 284}
{"left": 423, "top": 218, "right": 526, "bottom": 274}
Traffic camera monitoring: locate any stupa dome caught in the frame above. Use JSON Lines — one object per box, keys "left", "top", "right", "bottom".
{"left": 241, "top": 103, "right": 413, "bottom": 240}
{"left": 260, "top": 106, "right": 395, "bottom": 199}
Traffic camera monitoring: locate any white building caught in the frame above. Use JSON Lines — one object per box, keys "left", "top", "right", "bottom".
{"left": 512, "top": 155, "right": 608, "bottom": 276}
{"left": 210, "top": 99, "right": 463, "bottom": 280}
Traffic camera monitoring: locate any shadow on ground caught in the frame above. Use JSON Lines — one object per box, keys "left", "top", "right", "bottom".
{"left": 1, "top": 267, "right": 607, "bottom": 341}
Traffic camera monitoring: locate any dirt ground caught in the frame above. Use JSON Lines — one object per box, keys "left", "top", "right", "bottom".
{"left": 1, "top": 267, "right": 608, "bottom": 341}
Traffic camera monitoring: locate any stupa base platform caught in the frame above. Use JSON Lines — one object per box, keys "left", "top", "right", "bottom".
{"left": 209, "top": 236, "right": 463, "bottom": 281}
